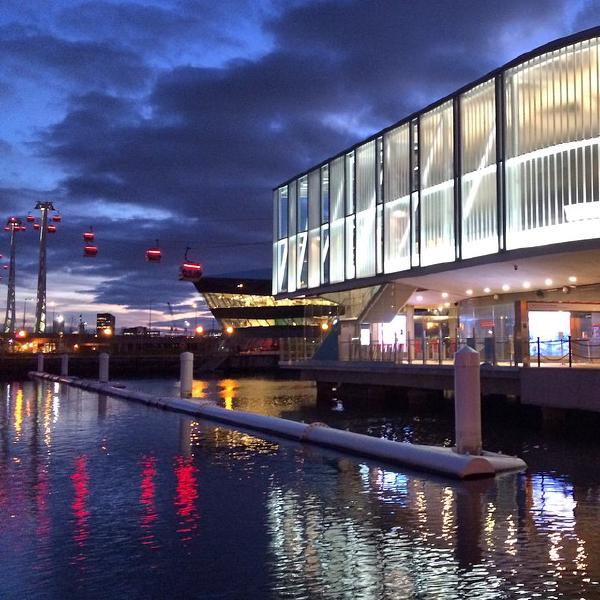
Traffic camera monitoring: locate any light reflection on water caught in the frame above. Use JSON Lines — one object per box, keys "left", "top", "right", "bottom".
{"left": 0, "top": 379, "right": 599, "bottom": 599}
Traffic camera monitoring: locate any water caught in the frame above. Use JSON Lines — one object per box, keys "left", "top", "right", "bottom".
{"left": 1, "top": 378, "right": 600, "bottom": 599}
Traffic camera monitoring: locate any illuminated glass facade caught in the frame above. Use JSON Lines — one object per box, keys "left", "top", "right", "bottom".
{"left": 273, "top": 31, "right": 600, "bottom": 295}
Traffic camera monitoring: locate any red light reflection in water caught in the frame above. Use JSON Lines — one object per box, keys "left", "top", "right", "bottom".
{"left": 174, "top": 456, "right": 199, "bottom": 541}
{"left": 140, "top": 455, "right": 158, "bottom": 548}
{"left": 71, "top": 455, "right": 89, "bottom": 561}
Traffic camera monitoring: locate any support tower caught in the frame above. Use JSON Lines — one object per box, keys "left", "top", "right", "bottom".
{"left": 34, "top": 201, "right": 55, "bottom": 334}
{"left": 3, "top": 217, "right": 22, "bottom": 334}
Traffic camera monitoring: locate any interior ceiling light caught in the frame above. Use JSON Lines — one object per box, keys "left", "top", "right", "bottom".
{"left": 416, "top": 295, "right": 423, "bottom": 302}
{"left": 444, "top": 302, "right": 450, "bottom": 308}
{"left": 483, "top": 287, "right": 491, "bottom": 293}
{"left": 522, "top": 281, "right": 531, "bottom": 289}
{"left": 568, "top": 276, "right": 577, "bottom": 283}
{"left": 502, "top": 284, "right": 510, "bottom": 291}
{"left": 441, "top": 292, "right": 449, "bottom": 298}
{"left": 466, "top": 289, "right": 473, "bottom": 295}
{"left": 544, "top": 278, "right": 553, "bottom": 286}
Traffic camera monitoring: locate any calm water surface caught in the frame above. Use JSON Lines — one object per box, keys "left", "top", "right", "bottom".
{"left": 1, "top": 377, "right": 599, "bottom": 599}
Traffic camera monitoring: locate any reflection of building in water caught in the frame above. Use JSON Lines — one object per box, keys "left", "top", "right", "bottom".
{"left": 265, "top": 458, "right": 600, "bottom": 598}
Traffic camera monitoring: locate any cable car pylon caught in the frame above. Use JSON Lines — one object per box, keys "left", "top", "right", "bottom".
{"left": 34, "top": 201, "right": 55, "bottom": 334}
{"left": 3, "top": 217, "right": 22, "bottom": 334}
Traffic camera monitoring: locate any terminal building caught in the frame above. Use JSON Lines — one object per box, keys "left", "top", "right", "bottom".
{"left": 272, "top": 28, "right": 600, "bottom": 367}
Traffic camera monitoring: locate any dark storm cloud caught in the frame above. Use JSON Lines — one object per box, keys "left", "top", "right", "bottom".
{"left": 2, "top": 0, "right": 592, "bottom": 317}
{"left": 0, "top": 25, "right": 150, "bottom": 92}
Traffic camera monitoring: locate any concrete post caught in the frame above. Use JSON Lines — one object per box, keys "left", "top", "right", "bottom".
{"left": 454, "top": 345, "right": 482, "bottom": 455}
{"left": 99, "top": 353, "right": 109, "bottom": 383}
{"left": 37, "top": 353, "right": 44, "bottom": 372}
{"left": 180, "top": 352, "right": 193, "bottom": 398}
{"left": 60, "top": 353, "right": 69, "bottom": 376}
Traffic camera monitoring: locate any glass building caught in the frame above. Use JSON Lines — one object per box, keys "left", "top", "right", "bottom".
{"left": 273, "top": 30, "right": 600, "bottom": 295}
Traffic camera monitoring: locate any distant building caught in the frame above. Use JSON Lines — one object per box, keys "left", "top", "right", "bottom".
{"left": 96, "top": 313, "right": 116, "bottom": 336}
{"left": 122, "top": 326, "right": 148, "bottom": 336}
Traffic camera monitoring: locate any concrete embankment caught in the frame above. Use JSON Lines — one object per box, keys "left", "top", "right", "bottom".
{"left": 29, "top": 371, "right": 526, "bottom": 480}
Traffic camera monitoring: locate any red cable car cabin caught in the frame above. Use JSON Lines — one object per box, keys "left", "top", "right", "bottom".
{"left": 33, "top": 222, "right": 40, "bottom": 230}
{"left": 83, "top": 228, "right": 94, "bottom": 241}
{"left": 146, "top": 240, "right": 162, "bottom": 262}
{"left": 84, "top": 245, "right": 98, "bottom": 257}
{"left": 26, "top": 214, "right": 35, "bottom": 223}
{"left": 52, "top": 213, "right": 61, "bottom": 222}
{"left": 47, "top": 224, "right": 56, "bottom": 233}
{"left": 180, "top": 260, "right": 202, "bottom": 279}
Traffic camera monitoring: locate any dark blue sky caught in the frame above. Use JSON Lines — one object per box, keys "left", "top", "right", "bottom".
{"left": 0, "top": 0, "right": 598, "bottom": 329}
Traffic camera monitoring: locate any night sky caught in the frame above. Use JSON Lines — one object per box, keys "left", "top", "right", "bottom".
{"left": 0, "top": 0, "right": 598, "bottom": 330}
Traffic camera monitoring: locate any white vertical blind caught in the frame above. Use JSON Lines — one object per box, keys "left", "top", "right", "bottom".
{"left": 308, "top": 228, "right": 320, "bottom": 288}
{"left": 308, "top": 169, "right": 320, "bottom": 230}
{"left": 420, "top": 101, "right": 455, "bottom": 266}
{"left": 460, "top": 79, "right": 498, "bottom": 259}
{"left": 506, "top": 38, "right": 600, "bottom": 249}
{"left": 355, "top": 140, "right": 376, "bottom": 278}
{"left": 383, "top": 124, "right": 411, "bottom": 272}
{"left": 329, "top": 156, "right": 345, "bottom": 283}
{"left": 288, "top": 235, "right": 297, "bottom": 293}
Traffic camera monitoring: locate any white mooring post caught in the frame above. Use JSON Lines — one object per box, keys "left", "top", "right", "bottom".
{"left": 99, "top": 353, "right": 109, "bottom": 383}
{"left": 454, "top": 345, "right": 482, "bottom": 455}
{"left": 37, "top": 352, "right": 44, "bottom": 373}
{"left": 180, "top": 352, "right": 193, "bottom": 398}
{"left": 60, "top": 353, "right": 69, "bottom": 376}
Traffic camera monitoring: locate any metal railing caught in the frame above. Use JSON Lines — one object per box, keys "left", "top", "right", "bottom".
{"left": 280, "top": 335, "right": 600, "bottom": 368}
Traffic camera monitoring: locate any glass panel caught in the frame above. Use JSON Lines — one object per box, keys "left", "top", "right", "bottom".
{"left": 505, "top": 38, "right": 600, "bottom": 249}
{"left": 345, "top": 151, "right": 355, "bottom": 215}
{"left": 320, "top": 224, "right": 329, "bottom": 285}
{"left": 297, "top": 175, "right": 308, "bottom": 232}
{"left": 321, "top": 165, "right": 329, "bottom": 224}
{"left": 297, "top": 231, "right": 308, "bottom": 289}
{"left": 420, "top": 101, "right": 455, "bottom": 266}
{"left": 376, "top": 204, "right": 383, "bottom": 274}
{"left": 276, "top": 239, "right": 288, "bottom": 293}
{"left": 287, "top": 235, "right": 297, "bottom": 293}
{"left": 345, "top": 215, "right": 355, "bottom": 279}
{"left": 384, "top": 124, "right": 411, "bottom": 273}
{"left": 288, "top": 179, "right": 297, "bottom": 236}
{"left": 330, "top": 219, "right": 345, "bottom": 283}
{"left": 355, "top": 141, "right": 376, "bottom": 278}
{"left": 460, "top": 79, "right": 498, "bottom": 259}
{"left": 277, "top": 186, "right": 288, "bottom": 239}
{"left": 308, "top": 169, "right": 320, "bottom": 230}
{"left": 376, "top": 136, "right": 383, "bottom": 204}
{"left": 330, "top": 156, "right": 345, "bottom": 221}
{"left": 308, "top": 228, "right": 320, "bottom": 288}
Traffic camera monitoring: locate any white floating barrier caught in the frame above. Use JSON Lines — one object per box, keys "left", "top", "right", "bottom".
{"left": 27, "top": 371, "right": 526, "bottom": 479}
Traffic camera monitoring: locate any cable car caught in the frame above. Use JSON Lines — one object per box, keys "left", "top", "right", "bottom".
{"left": 52, "top": 213, "right": 61, "bottom": 223}
{"left": 33, "top": 222, "right": 40, "bottom": 230}
{"left": 180, "top": 247, "right": 202, "bottom": 279}
{"left": 83, "top": 245, "right": 98, "bottom": 257}
{"left": 83, "top": 227, "right": 94, "bottom": 242}
{"left": 146, "top": 240, "right": 162, "bottom": 263}
{"left": 19, "top": 225, "right": 26, "bottom": 231}
{"left": 3, "top": 226, "right": 9, "bottom": 231}
{"left": 0, "top": 254, "right": 3, "bottom": 258}
{"left": 47, "top": 224, "right": 56, "bottom": 233}
{"left": 26, "top": 214, "right": 35, "bottom": 223}
{"left": 3, "top": 265, "right": 7, "bottom": 270}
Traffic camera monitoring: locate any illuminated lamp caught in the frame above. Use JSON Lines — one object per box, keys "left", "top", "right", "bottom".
{"left": 102, "top": 327, "right": 112, "bottom": 336}
{"left": 195, "top": 325, "right": 204, "bottom": 335}
{"left": 16, "top": 329, "right": 27, "bottom": 339}
{"left": 225, "top": 325, "right": 234, "bottom": 335}
{"left": 320, "top": 322, "right": 330, "bottom": 331}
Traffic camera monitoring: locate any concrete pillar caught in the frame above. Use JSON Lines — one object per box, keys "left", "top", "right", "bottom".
{"left": 36, "top": 353, "right": 44, "bottom": 373}
{"left": 99, "top": 353, "right": 109, "bottom": 383}
{"left": 180, "top": 351, "right": 193, "bottom": 398}
{"left": 454, "top": 345, "right": 482, "bottom": 455}
{"left": 60, "top": 353, "right": 69, "bottom": 376}
{"left": 405, "top": 305, "right": 415, "bottom": 362}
